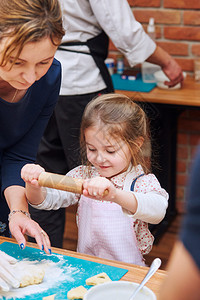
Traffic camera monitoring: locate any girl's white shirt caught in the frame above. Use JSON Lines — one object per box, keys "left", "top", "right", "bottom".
{"left": 33, "top": 164, "right": 168, "bottom": 223}
{"left": 56, "top": 0, "right": 156, "bottom": 95}
{"left": 31, "top": 164, "right": 168, "bottom": 254}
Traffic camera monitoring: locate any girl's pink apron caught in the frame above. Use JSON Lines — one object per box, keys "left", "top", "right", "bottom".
{"left": 76, "top": 195, "right": 145, "bottom": 265}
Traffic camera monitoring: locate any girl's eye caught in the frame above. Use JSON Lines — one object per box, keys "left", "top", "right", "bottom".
{"left": 106, "top": 150, "right": 115, "bottom": 154}
{"left": 88, "top": 147, "right": 96, "bottom": 152}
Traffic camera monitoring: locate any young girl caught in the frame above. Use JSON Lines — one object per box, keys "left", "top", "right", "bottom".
{"left": 21, "top": 93, "right": 168, "bottom": 265}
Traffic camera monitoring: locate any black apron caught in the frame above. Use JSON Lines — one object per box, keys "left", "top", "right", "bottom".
{"left": 58, "top": 31, "right": 114, "bottom": 92}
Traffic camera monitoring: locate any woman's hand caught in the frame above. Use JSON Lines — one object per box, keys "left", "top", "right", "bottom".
{"left": 82, "top": 177, "right": 117, "bottom": 200}
{"left": 9, "top": 212, "right": 51, "bottom": 255}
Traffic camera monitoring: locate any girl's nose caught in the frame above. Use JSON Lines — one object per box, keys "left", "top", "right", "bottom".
{"left": 96, "top": 152, "right": 105, "bottom": 163}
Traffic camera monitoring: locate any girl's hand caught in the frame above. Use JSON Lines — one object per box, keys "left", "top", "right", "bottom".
{"left": 21, "top": 164, "right": 45, "bottom": 187}
{"left": 82, "top": 177, "right": 116, "bottom": 200}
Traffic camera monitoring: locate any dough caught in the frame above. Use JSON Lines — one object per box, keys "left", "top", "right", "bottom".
{"left": 86, "top": 272, "right": 111, "bottom": 285}
{"left": 19, "top": 264, "right": 45, "bottom": 288}
{"left": 12, "top": 261, "right": 45, "bottom": 288}
{"left": 67, "top": 285, "right": 87, "bottom": 299}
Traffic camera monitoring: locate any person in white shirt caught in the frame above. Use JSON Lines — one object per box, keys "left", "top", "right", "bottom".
{"left": 30, "top": 0, "right": 182, "bottom": 248}
{"left": 22, "top": 93, "right": 168, "bottom": 265}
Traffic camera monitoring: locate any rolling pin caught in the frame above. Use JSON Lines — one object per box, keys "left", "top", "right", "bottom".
{"left": 38, "top": 172, "right": 109, "bottom": 196}
{"left": 38, "top": 172, "right": 84, "bottom": 194}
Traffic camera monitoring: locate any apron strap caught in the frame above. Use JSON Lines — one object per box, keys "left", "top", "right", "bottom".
{"left": 58, "top": 31, "right": 114, "bottom": 92}
{"left": 130, "top": 174, "right": 145, "bottom": 191}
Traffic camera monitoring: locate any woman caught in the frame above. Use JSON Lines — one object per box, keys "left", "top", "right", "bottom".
{"left": 0, "top": 0, "right": 65, "bottom": 254}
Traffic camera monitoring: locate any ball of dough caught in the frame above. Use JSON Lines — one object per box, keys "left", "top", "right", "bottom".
{"left": 19, "top": 265, "right": 45, "bottom": 288}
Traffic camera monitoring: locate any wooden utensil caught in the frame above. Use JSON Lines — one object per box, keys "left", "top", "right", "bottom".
{"left": 38, "top": 172, "right": 109, "bottom": 196}
{"left": 38, "top": 172, "right": 84, "bottom": 194}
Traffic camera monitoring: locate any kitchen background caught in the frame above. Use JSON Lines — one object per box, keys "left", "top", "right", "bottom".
{"left": 107, "top": 0, "right": 200, "bottom": 213}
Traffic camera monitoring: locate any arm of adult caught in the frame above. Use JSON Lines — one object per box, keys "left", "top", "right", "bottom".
{"left": 159, "top": 147, "right": 200, "bottom": 299}
{"left": 146, "top": 45, "right": 184, "bottom": 87}
{"left": 90, "top": 0, "right": 183, "bottom": 87}
{"left": 5, "top": 186, "right": 50, "bottom": 254}
{"left": 1, "top": 60, "right": 61, "bottom": 253}
{"left": 158, "top": 241, "right": 200, "bottom": 300}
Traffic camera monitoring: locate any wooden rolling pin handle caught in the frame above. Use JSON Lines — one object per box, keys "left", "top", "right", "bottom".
{"left": 38, "top": 172, "right": 109, "bottom": 196}
{"left": 38, "top": 172, "right": 84, "bottom": 194}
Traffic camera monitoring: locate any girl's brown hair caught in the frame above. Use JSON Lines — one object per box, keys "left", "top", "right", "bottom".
{"left": 0, "top": 0, "right": 65, "bottom": 66}
{"left": 80, "top": 93, "right": 151, "bottom": 173}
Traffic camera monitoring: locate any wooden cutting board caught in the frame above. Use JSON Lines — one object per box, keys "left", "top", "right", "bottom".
{"left": 0, "top": 242, "right": 128, "bottom": 300}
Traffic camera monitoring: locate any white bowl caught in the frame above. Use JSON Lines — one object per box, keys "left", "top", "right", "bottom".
{"left": 83, "top": 281, "right": 156, "bottom": 300}
{"left": 154, "top": 70, "right": 186, "bottom": 90}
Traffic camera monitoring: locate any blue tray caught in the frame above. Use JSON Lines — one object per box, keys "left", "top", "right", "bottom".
{"left": 0, "top": 242, "right": 128, "bottom": 300}
{"left": 112, "top": 73, "right": 156, "bottom": 92}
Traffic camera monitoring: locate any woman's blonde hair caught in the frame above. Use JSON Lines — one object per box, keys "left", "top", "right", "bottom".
{"left": 80, "top": 93, "right": 151, "bottom": 173}
{"left": 0, "top": 0, "right": 65, "bottom": 66}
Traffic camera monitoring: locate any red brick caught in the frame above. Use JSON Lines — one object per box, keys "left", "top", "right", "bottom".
{"left": 176, "top": 173, "right": 187, "bottom": 186}
{"left": 177, "top": 133, "right": 188, "bottom": 145}
{"left": 191, "top": 44, "right": 200, "bottom": 57}
{"left": 176, "top": 199, "right": 186, "bottom": 214}
{"left": 177, "top": 145, "right": 189, "bottom": 159}
{"left": 157, "top": 42, "right": 188, "bottom": 56}
{"left": 179, "top": 119, "right": 200, "bottom": 132}
{"left": 176, "top": 186, "right": 185, "bottom": 200}
{"left": 177, "top": 160, "right": 187, "bottom": 173}
{"left": 173, "top": 58, "right": 193, "bottom": 72}
{"left": 164, "top": 0, "right": 200, "bottom": 9}
{"left": 184, "top": 11, "right": 200, "bottom": 25}
{"left": 164, "top": 27, "right": 200, "bottom": 41}
{"left": 189, "top": 135, "right": 200, "bottom": 146}
{"left": 133, "top": 9, "right": 181, "bottom": 24}
{"left": 128, "top": 0, "right": 160, "bottom": 7}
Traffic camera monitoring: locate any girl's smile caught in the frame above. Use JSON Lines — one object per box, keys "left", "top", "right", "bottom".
{"left": 85, "top": 126, "right": 132, "bottom": 178}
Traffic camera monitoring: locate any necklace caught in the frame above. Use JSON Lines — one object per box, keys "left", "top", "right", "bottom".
{"left": 11, "top": 89, "right": 18, "bottom": 103}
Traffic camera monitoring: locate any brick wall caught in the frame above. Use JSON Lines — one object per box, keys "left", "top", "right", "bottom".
{"left": 108, "top": 0, "right": 200, "bottom": 212}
